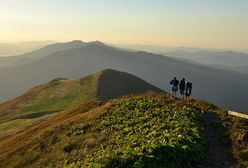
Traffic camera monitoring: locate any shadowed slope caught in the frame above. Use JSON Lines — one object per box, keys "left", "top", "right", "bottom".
{"left": 97, "top": 69, "right": 163, "bottom": 101}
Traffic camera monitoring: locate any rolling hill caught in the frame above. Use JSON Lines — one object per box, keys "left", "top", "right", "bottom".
{"left": 0, "top": 69, "right": 162, "bottom": 135}
{"left": 0, "top": 41, "right": 248, "bottom": 111}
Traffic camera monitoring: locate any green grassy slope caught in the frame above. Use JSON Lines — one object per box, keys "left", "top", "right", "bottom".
{"left": 0, "top": 69, "right": 163, "bottom": 136}
{"left": 0, "top": 72, "right": 100, "bottom": 135}
{"left": 0, "top": 93, "right": 208, "bottom": 168}
{"left": 0, "top": 74, "right": 99, "bottom": 122}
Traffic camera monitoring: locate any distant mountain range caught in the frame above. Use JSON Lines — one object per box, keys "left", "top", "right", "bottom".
{"left": 232, "top": 65, "right": 248, "bottom": 74}
{"left": 164, "top": 50, "right": 248, "bottom": 73}
{"left": 0, "top": 41, "right": 55, "bottom": 56}
{"left": 118, "top": 44, "right": 248, "bottom": 74}
{"left": 0, "top": 40, "right": 247, "bottom": 111}
{"left": 0, "top": 40, "right": 85, "bottom": 68}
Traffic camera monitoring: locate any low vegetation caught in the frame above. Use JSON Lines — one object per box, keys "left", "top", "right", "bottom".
{"left": 68, "top": 94, "right": 207, "bottom": 167}
{"left": 0, "top": 93, "right": 208, "bottom": 168}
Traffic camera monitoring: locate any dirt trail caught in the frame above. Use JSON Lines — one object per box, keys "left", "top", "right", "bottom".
{"left": 202, "top": 112, "right": 237, "bottom": 168}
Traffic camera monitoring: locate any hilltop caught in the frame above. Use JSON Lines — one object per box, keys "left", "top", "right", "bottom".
{"left": 0, "top": 69, "right": 162, "bottom": 135}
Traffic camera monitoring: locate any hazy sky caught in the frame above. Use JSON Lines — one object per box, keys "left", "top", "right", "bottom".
{"left": 0, "top": 0, "right": 247, "bottom": 50}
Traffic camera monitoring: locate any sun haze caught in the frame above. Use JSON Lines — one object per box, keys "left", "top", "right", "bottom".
{"left": 0, "top": 0, "right": 247, "bottom": 50}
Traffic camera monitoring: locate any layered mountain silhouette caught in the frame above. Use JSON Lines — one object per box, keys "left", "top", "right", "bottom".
{"left": 232, "top": 65, "right": 248, "bottom": 74}
{"left": 0, "top": 41, "right": 54, "bottom": 56}
{"left": 0, "top": 40, "right": 247, "bottom": 110}
{"left": 0, "top": 40, "right": 85, "bottom": 68}
{"left": 0, "top": 69, "right": 162, "bottom": 135}
{"left": 166, "top": 50, "right": 248, "bottom": 73}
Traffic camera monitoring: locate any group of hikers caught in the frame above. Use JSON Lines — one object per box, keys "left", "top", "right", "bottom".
{"left": 170, "top": 77, "right": 192, "bottom": 100}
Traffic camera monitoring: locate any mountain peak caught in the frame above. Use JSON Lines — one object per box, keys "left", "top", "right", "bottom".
{"left": 85, "top": 41, "right": 109, "bottom": 48}
{"left": 68, "top": 40, "right": 85, "bottom": 45}
{"left": 88, "top": 40, "right": 105, "bottom": 45}
{"left": 65, "top": 40, "right": 105, "bottom": 47}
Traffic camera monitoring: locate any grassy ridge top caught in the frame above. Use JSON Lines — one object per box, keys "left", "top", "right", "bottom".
{"left": 0, "top": 93, "right": 208, "bottom": 168}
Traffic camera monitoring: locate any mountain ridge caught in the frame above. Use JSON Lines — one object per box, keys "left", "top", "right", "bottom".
{"left": 0, "top": 41, "right": 55, "bottom": 56}
{"left": 0, "top": 40, "right": 102, "bottom": 68}
{"left": 165, "top": 50, "right": 248, "bottom": 67}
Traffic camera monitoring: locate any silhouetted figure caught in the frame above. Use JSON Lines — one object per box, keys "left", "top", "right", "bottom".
{"left": 170, "top": 77, "right": 179, "bottom": 98}
{"left": 185, "top": 82, "right": 192, "bottom": 100}
{"left": 179, "top": 78, "right": 186, "bottom": 99}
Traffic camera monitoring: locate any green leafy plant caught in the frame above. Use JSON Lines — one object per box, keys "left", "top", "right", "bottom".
{"left": 66, "top": 94, "right": 207, "bottom": 168}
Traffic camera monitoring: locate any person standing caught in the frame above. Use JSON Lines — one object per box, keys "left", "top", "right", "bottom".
{"left": 185, "top": 82, "right": 192, "bottom": 100}
{"left": 179, "top": 78, "right": 186, "bottom": 100}
{"left": 170, "top": 77, "right": 179, "bottom": 98}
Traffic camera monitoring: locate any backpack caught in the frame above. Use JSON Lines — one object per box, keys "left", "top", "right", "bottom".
{"left": 170, "top": 79, "right": 179, "bottom": 86}
{"left": 175, "top": 80, "right": 179, "bottom": 86}
{"left": 186, "top": 82, "right": 192, "bottom": 88}
{"left": 179, "top": 80, "right": 185, "bottom": 88}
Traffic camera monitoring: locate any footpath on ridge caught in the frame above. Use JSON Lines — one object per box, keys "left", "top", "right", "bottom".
{"left": 202, "top": 111, "right": 236, "bottom": 168}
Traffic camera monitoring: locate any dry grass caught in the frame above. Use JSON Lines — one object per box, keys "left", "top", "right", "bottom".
{"left": 226, "top": 116, "right": 248, "bottom": 167}
{"left": 0, "top": 100, "right": 110, "bottom": 167}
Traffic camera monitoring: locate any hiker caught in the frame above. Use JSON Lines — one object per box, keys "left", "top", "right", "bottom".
{"left": 179, "top": 78, "right": 186, "bottom": 99}
{"left": 185, "top": 82, "right": 192, "bottom": 100}
{"left": 170, "top": 77, "right": 179, "bottom": 98}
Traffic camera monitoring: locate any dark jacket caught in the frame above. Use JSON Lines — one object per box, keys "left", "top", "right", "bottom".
{"left": 170, "top": 79, "right": 179, "bottom": 87}
{"left": 179, "top": 80, "right": 186, "bottom": 89}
